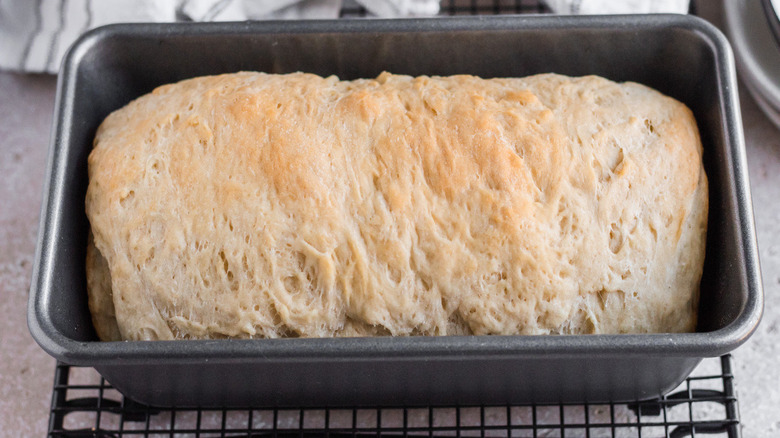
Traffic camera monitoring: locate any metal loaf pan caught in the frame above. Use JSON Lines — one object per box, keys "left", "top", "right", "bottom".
{"left": 29, "top": 15, "right": 762, "bottom": 407}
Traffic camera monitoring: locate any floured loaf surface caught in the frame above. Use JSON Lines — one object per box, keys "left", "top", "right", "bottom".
{"left": 85, "top": 72, "right": 707, "bottom": 341}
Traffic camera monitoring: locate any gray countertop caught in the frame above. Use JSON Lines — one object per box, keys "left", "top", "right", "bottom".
{"left": 1, "top": 4, "right": 778, "bottom": 437}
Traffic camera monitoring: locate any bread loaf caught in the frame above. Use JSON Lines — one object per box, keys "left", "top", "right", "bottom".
{"left": 85, "top": 72, "right": 707, "bottom": 341}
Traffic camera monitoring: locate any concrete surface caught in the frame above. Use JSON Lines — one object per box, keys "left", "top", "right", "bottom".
{"left": 0, "top": 72, "right": 57, "bottom": 437}
{"left": 0, "top": 4, "right": 778, "bottom": 437}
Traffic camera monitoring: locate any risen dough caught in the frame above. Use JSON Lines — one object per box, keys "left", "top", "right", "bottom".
{"left": 85, "top": 72, "right": 707, "bottom": 341}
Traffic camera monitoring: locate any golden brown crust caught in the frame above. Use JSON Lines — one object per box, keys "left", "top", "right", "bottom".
{"left": 86, "top": 72, "right": 707, "bottom": 341}
{"left": 86, "top": 231, "right": 121, "bottom": 341}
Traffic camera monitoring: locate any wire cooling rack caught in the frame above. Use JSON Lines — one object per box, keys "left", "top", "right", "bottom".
{"left": 47, "top": 1, "right": 729, "bottom": 436}
{"left": 49, "top": 356, "right": 739, "bottom": 437}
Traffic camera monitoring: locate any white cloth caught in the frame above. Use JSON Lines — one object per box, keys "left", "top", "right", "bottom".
{"left": 0, "top": 0, "right": 440, "bottom": 73}
{"left": 544, "top": 0, "right": 689, "bottom": 15}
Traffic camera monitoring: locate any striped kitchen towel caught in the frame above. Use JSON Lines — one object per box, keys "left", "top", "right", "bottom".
{"left": 544, "top": 0, "right": 689, "bottom": 14}
{"left": 0, "top": 0, "right": 440, "bottom": 74}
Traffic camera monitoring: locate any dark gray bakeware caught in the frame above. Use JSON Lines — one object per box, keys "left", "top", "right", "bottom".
{"left": 29, "top": 14, "right": 762, "bottom": 408}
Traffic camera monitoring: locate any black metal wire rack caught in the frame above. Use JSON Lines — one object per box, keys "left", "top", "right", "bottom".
{"left": 49, "top": 355, "right": 739, "bottom": 437}
{"left": 47, "top": 1, "right": 730, "bottom": 436}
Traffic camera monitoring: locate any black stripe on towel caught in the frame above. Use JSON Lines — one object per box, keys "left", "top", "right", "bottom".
{"left": 46, "top": 0, "right": 68, "bottom": 72}
{"left": 203, "top": 0, "right": 233, "bottom": 21}
{"left": 20, "top": 0, "right": 43, "bottom": 70}
{"left": 83, "top": 0, "right": 93, "bottom": 33}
